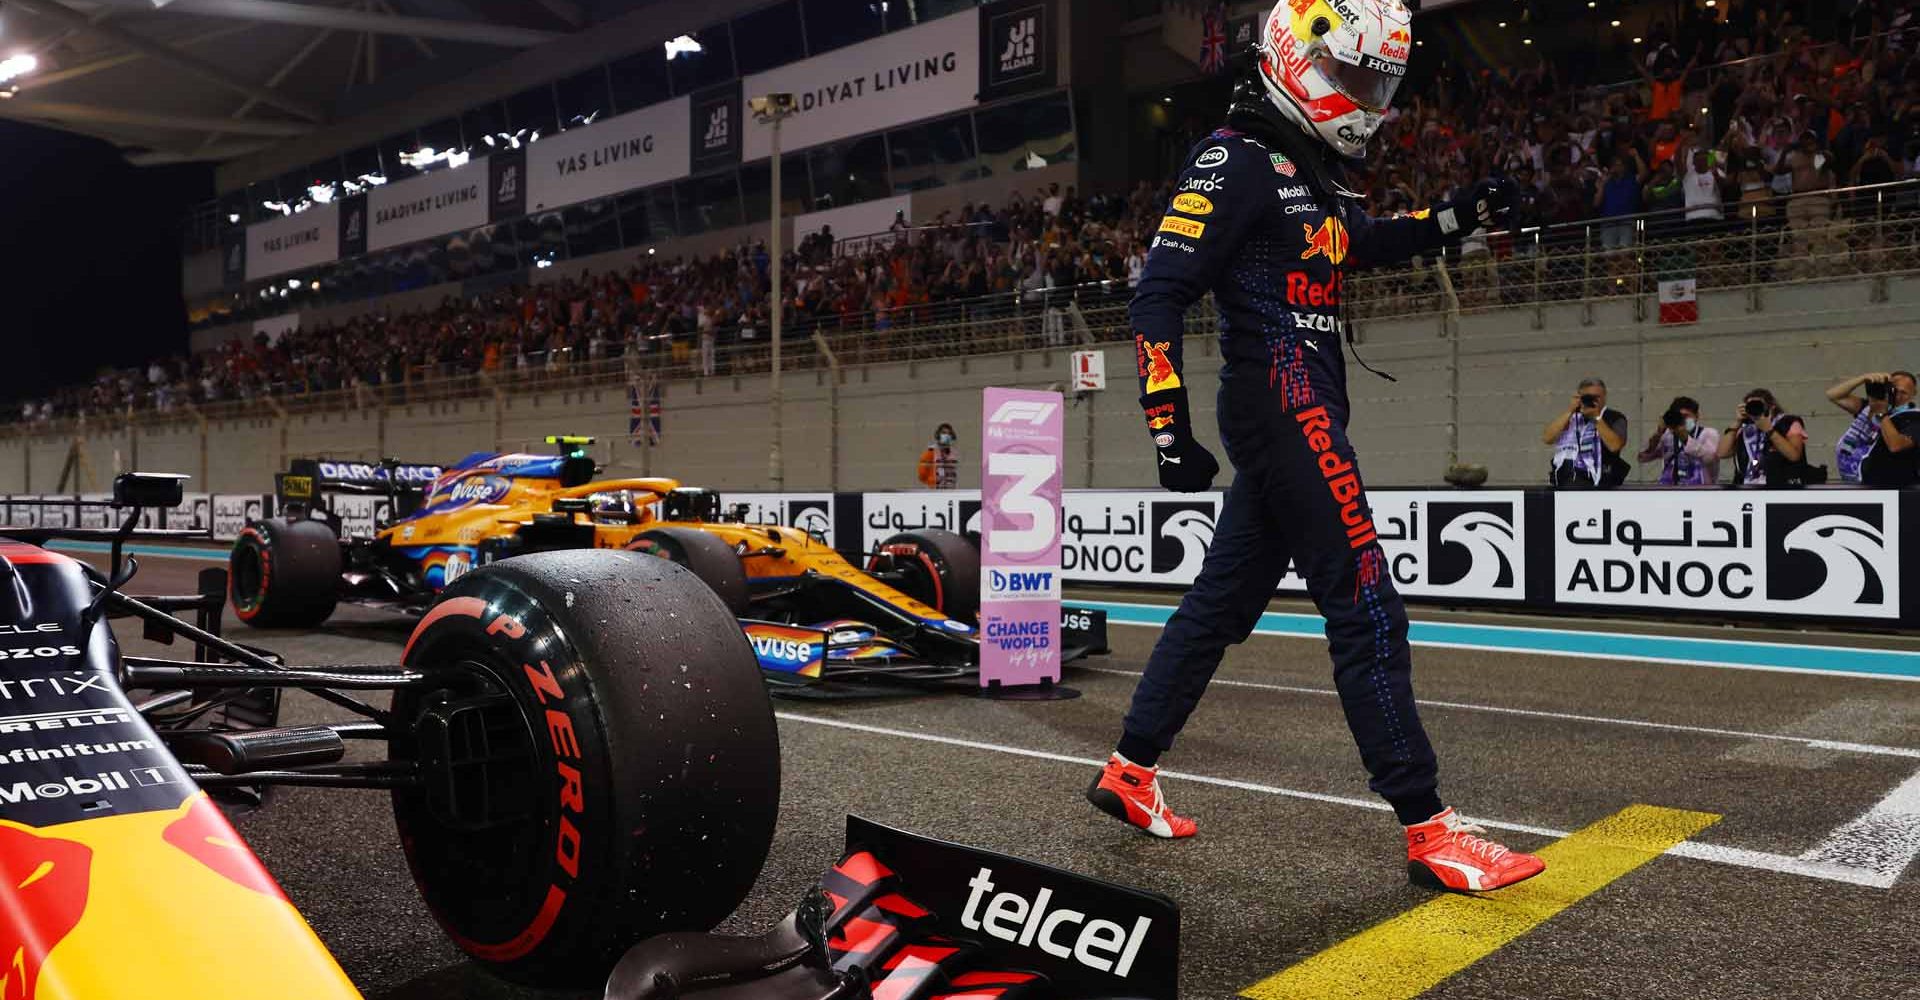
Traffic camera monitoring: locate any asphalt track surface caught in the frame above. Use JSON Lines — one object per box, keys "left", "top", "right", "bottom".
{"left": 88, "top": 551, "right": 1920, "bottom": 1000}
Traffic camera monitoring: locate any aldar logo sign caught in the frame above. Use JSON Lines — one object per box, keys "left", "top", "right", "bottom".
{"left": 980, "top": 0, "right": 1054, "bottom": 101}
{"left": 1555, "top": 493, "right": 1899, "bottom": 619}
{"left": 337, "top": 192, "right": 368, "bottom": 257}
{"left": 488, "top": 149, "right": 527, "bottom": 222}
{"left": 690, "top": 84, "right": 741, "bottom": 172}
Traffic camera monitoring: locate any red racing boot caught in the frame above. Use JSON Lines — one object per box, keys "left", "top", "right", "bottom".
{"left": 1406, "top": 808, "right": 1545, "bottom": 892}
{"left": 1086, "top": 754, "right": 1196, "bottom": 839}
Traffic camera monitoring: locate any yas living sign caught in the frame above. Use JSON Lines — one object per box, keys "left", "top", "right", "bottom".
{"left": 527, "top": 96, "right": 692, "bottom": 211}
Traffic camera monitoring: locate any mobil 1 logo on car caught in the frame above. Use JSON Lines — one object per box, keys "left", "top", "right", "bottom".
{"left": 1554, "top": 492, "right": 1899, "bottom": 619}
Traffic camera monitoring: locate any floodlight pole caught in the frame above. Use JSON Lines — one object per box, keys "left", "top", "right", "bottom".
{"left": 755, "top": 99, "right": 797, "bottom": 490}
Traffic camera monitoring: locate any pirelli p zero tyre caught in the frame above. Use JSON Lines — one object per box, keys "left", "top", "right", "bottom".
{"left": 390, "top": 549, "right": 780, "bottom": 986}
{"left": 868, "top": 528, "right": 980, "bottom": 622}
{"left": 628, "top": 526, "right": 750, "bottom": 616}
{"left": 228, "top": 517, "right": 340, "bottom": 628}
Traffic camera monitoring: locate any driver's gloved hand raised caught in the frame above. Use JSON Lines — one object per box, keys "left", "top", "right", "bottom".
{"left": 1141, "top": 386, "right": 1220, "bottom": 493}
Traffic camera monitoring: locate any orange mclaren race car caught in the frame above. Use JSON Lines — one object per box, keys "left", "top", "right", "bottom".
{"left": 0, "top": 473, "right": 781, "bottom": 997}
{"left": 232, "top": 438, "right": 1107, "bottom": 694}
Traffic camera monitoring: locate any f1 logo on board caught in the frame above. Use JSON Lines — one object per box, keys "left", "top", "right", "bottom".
{"left": 990, "top": 400, "right": 1059, "bottom": 426}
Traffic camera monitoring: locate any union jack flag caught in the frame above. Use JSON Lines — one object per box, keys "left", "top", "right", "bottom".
{"left": 630, "top": 381, "right": 662, "bottom": 446}
{"left": 1199, "top": 3, "right": 1228, "bottom": 74}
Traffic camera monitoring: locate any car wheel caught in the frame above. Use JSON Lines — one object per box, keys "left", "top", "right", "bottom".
{"left": 390, "top": 549, "right": 780, "bottom": 986}
{"left": 868, "top": 528, "right": 979, "bottom": 622}
{"left": 628, "top": 526, "right": 750, "bottom": 615}
{"left": 228, "top": 517, "right": 340, "bottom": 627}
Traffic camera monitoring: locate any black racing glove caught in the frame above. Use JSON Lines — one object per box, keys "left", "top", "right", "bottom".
{"left": 1142, "top": 386, "right": 1219, "bottom": 493}
{"left": 1435, "top": 177, "right": 1516, "bottom": 238}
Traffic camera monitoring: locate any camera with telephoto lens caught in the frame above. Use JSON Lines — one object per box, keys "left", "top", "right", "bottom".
{"left": 1580, "top": 393, "right": 1601, "bottom": 409}
{"left": 1663, "top": 408, "right": 1687, "bottom": 429}
{"left": 1865, "top": 380, "right": 1890, "bottom": 401}
{"left": 1744, "top": 398, "right": 1767, "bottom": 419}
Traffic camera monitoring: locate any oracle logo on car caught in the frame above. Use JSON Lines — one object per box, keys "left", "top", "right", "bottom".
{"left": 961, "top": 867, "right": 1152, "bottom": 977}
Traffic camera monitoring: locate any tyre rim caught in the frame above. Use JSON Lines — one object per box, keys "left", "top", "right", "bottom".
{"left": 392, "top": 648, "right": 547, "bottom": 939}
{"left": 230, "top": 541, "right": 265, "bottom": 613}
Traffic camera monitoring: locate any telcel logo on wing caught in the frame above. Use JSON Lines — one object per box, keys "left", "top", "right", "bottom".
{"left": 961, "top": 867, "right": 1152, "bottom": 977}
{"left": 986, "top": 569, "right": 1059, "bottom": 600}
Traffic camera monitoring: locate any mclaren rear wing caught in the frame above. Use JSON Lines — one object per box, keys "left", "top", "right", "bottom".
{"left": 275, "top": 458, "right": 445, "bottom": 519}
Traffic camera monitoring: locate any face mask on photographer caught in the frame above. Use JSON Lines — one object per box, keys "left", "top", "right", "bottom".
{"left": 1684, "top": 416, "right": 1697, "bottom": 432}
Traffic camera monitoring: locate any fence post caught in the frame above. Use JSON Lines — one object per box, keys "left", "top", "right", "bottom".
{"left": 1580, "top": 224, "right": 1595, "bottom": 326}
{"left": 812, "top": 332, "right": 841, "bottom": 492}
{"left": 1434, "top": 258, "right": 1462, "bottom": 470}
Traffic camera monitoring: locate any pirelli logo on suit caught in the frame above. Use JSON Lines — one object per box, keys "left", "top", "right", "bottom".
{"left": 1158, "top": 216, "right": 1205, "bottom": 239}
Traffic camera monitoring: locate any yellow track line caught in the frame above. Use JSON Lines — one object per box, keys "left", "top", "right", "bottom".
{"left": 1240, "top": 804, "right": 1720, "bottom": 1000}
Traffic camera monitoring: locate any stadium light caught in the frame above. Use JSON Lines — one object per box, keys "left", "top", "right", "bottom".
{"left": 664, "top": 35, "right": 702, "bottom": 59}
{"left": 0, "top": 53, "right": 35, "bottom": 84}
{"left": 752, "top": 92, "right": 798, "bottom": 491}
{"left": 1632, "top": 35, "right": 1642, "bottom": 42}
{"left": 1611, "top": 19, "right": 1621, "bottom": 26}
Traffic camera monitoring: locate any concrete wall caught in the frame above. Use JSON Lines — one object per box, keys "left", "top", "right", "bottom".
{"left": 17, "top": 274, "right": 1918, "bottom": 494}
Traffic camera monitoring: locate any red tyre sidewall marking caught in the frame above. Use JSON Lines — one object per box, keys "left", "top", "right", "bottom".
{"left": 403, "top": 591, "right": 583, "bottom": 964}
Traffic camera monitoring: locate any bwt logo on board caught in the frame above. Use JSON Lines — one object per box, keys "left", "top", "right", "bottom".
{"left": 987, "top": 569, "right": 1057, "bottom": 599}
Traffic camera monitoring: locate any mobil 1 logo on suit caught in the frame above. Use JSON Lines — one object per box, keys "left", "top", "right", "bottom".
{"left": 1555, "top": 493, "right": 1899, "bottom": 619}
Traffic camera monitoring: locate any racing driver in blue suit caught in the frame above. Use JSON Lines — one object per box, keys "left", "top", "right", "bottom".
{"left": 1085, "top": 0, "right": 1545, "bottom": 892}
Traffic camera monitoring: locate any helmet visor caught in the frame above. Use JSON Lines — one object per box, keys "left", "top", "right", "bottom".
{"left": 1313, "top": 52, "right": 1404, "bottom": 113}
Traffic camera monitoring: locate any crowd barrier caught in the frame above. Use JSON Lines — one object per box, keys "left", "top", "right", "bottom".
{"left": 7, "top": 486, "right": 1909, "bottom": 629}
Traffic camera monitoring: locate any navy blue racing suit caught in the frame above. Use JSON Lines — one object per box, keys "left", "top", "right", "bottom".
{"left": 1120, "top": 119, "right": 1475, "bottom": 824}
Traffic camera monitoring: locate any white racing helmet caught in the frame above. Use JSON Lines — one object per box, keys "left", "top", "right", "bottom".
{"left": 1255, "top": 0, "right": 1413, "bottom": 159}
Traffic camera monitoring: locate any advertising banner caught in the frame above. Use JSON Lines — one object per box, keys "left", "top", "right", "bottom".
{"left": 861, "top": 492, "right": 982, "bottom": 555}
{"left": 337, "top": 192, "right": 368, "bottom": 258}
{"left": 690, "top": 82, "right": 742, "bottom": 174}
{"left": 979, "top": 388, "right": 1064, "bottom": 687}
{"left": 717, "top": 492, "right": 836, "bottom": 546}
{"left": 245, "top": 203, "right": 339, "bottom": 282}
{"left": 220, "top": 229, "right": 247, "bottom": 288}
{"left": 488, "top": 148, "right": 527, "bottom": 222}
{"left": 527, "top": 96, "right": 691, "bottom": 212}
{"left": 368, "top": 161, "right": 490, "bottom": 252}
{"left": 1555, "top": 492, "right": 1900, "bottom": 619}
{"left": 741, "top": 11, "right": 980, "bottom": 161}
{"left": 211, "top": 494, "right": 270, "bottom": 541}
{"left": 166, "top": 493, "right": 213, "bottom": 534}
{"left": 979, "top": 0, "right": 1056, "bottom": 102}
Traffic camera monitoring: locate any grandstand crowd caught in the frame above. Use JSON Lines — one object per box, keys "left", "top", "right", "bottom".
{"left": 19, "top": 0, "right": 1920, "bottom": 426}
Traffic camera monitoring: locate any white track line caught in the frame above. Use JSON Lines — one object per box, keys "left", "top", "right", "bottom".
{"left": 774, "top": 711, "right": 1897, "bottom": 890}
{"left": 1798, "top": 768, "right": 1920, "bottom": 885}
{"left": 1080, "top": 667, "right": 1920, "bottom": 760}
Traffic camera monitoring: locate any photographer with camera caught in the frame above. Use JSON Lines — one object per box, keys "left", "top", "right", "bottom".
{"left": 1859, "top": 372, "right": 1920, "bottom": 487}
{"left": 1543, "top": 378, "right": 1630, "bottom": 487}
{"left": 1636, "top": 395, "right": 1719, "bottom": 485}
{"left": 1716, "top": 388, "right": 1816, "bottom": 486}
{"left": 1827, "top": 371, "right": 1904, "bottom": 483}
